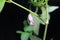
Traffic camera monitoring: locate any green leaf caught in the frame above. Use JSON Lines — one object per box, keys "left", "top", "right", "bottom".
{"left": 16, "top": 30, "right": 23, "bottom": 34}
{"left": 30, "top": 35, "right": 42, "bottom": 40}
{"left": 32, "top": 2, "right": 42, "bottom": 7}
{"left": 48, "top": 6, "right": 59, "bottom": 13}
{"left": 24, "top": 26, "right": 34, "bottom": 32}
{"left": 21, "top": 32, "right": 30, "bottom": 40}
{"left": 50, "top": 38, "right": 53, "bottom": 40}
{"left": 23, "top": 20, "right": 28, "bottom": 27}
{"left": 31, "top": 0, "right": 43, "bottom": 7}
{"left": 40, "top": 6, "right": 59, "bottom": 25}
{"left": 24, "top": 20, "right": 34, "bottom": 32}
{"left": 31, "top": 0, "right": 37, "bottom": 3}
{"left": 0, "top": 0, "right": 6, "bottom": 12}
{"left": 31, "top": 14, "right": 40, "bottom": 35}
{"left": 40, "top": 18, "right": 45, "bottom": 25}
{"left": 40, "top": 7, "right": 50, "bottom": 24}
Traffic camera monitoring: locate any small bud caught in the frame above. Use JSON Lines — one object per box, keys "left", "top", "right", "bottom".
{"left": 28, "top": 14, "right": 34, "bottom": 25}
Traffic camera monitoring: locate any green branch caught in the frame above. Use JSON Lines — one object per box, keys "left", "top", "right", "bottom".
{"left": 43, "top": 0, "right": 49, "bottom": 40}
{"left": 10, "top": 0, "right": 38, "bottom": 17}
{"left": 43, "top": 23, "right": 48, "bottom": 40}
{"left": 9, "top": 0, "right": 38, "bottom": 16}
{"left": 10, "top": 0, "right": 33, "bottom": 13}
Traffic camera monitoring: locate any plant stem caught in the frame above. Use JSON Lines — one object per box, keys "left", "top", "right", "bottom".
{"left": 43, "top": 0, "right": 49, "bottom": 40}
{"left": 35, "top": 7, "right": 38, "bottom": 13}
{"left": 10, "top": 0, "right": 33, "bottom": 13}
{"left": 10, "top": 0, "right": 38, "bottom": 16}
{"left": 43, "top": 23, "right": 48, "bottom": 40}
{"left": 43, "top": 8, "right": 49, "bottom": 40}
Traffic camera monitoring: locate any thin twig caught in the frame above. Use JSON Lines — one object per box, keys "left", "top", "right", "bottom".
{"left": 10, "top": 0, "right": 38, "bottom": 16}
{"left": 43, "top": 23, "right": 48, "bottom": 40}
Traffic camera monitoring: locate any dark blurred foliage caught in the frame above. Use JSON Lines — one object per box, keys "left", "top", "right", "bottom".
{"left": 0, "top": 0, "right": 60, "bottom": 40}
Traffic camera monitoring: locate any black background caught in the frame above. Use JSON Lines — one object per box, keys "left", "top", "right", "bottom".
{"left": 0, "top": 0, "right": 60, "bottom": 40}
